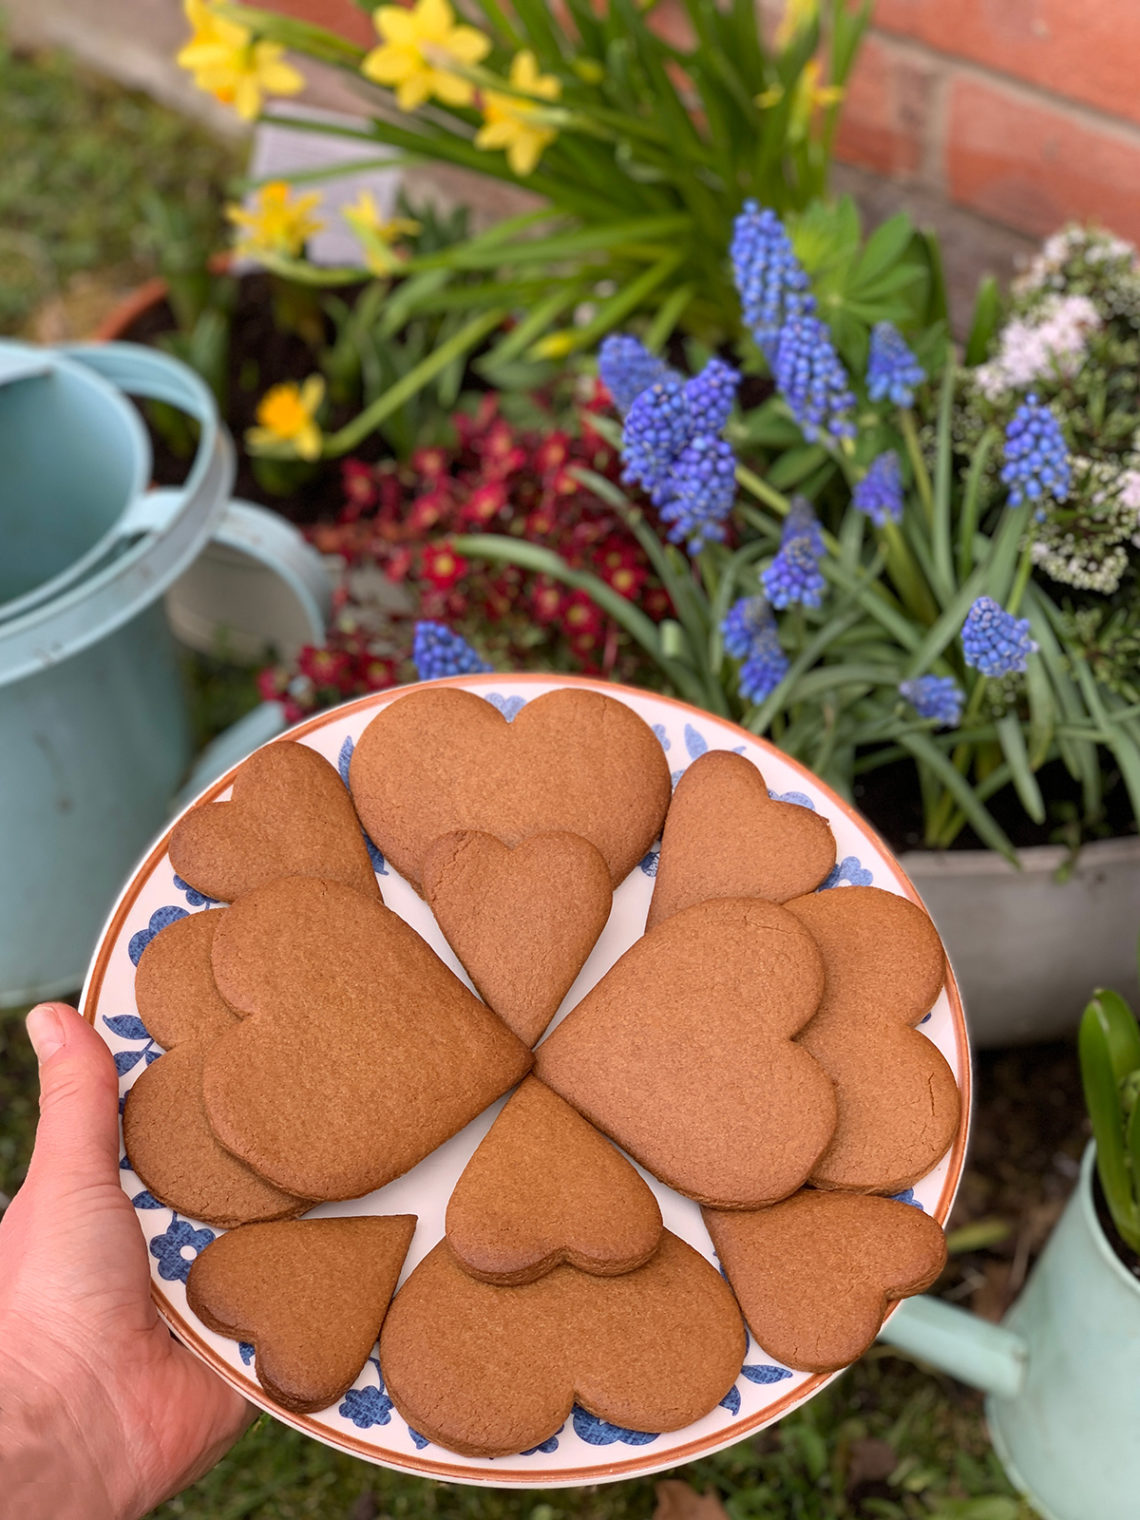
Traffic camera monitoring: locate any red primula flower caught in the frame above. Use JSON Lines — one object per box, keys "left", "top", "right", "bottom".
{"left": 421, "top": 541, "right": 469, "bottom": 591}
{"left": 357, "top": 653, "right": 397, "bottom": 691}
{"left": 412, "top": 444, "right": 449, "bottom": 480}
{"left": 297, "top": 645, "right": 354, "bottom": 689}
{"left": 257, "top": 665, "right": 289, "bottom": 702}
{"left": 533, "top": 431, "right": 570, "bottom": 477}
{"left": 406, "top": 489, "right": 450, "bottom": 536}
{"left": 340, "top": 460, "right": 379, "bottom": 520}
{"left": 530, "top": 575, "right": 564, "bottom": 623}
{"left": 559, "top": 590, "right": 605, "bottom": 641}
{"left": 458, "top": 479, "right": 508, "bottom": 528}
{"left": 385, "top": 545, "right": 415, "bottom": 583}
{"left": 643, "top": 584, "right": 672, "bottom": 621}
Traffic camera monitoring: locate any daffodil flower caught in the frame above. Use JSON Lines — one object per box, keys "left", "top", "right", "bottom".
{"left": 475, "top": 50, "right": 562, "bottom": 177}
{"left": 247, "top": 376, "right": 325, "bottom": 461}
{"left": 177, "top": 0, "right": 303, "bottom": 121}
{"left": 776, "top": 0, "right": 819, "bottom": 48}
{"left": 362, "top": 0, "right": 490, "bottom": 112}
{"left": 226, "top": 181, "right": 324, "bottom": 259}
{"left": 342, "top": 190, "right": 421, "bottom": 274}
{"left": 788, "top": 60, "right": 844, "bottom": 141}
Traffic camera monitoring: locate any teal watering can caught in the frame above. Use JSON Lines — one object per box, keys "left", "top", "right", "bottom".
{"left": 0, "top": 340, "right": 329, "bottom": 1006}
{"left": 878, "top": 1143, "right": 1139, "bottom": 1520}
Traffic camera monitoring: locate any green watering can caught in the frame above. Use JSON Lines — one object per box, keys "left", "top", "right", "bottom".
{"left": 879, "top": 1143, "right": 1140, "bottom": 1520}
{"left": 0, "top": 340, "right": 329, "bottom": 1006}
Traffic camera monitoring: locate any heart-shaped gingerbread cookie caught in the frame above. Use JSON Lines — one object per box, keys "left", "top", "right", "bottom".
{"left": 135, "top": 909, "right": 238, "bottom": 1050}
{"left": 445, "top": 1076, "right": 662, "bottom": 1284}
{"left": 170, "top": 741, "right": 380, "bottom": 904}
{"left": 380, "top": 1231, "right": 745, "bottom": 1456}
{"left": 703, "top": 1191, "right": 947, "bottom": 1371}
{"left": 123, "top": 1040, "right": 309, "bottom": 1228}
{"left": 535, "top": 898, "right": 837, "bottom": 1208}
{"left": 349, "top": 687, "right": 671, "bottom": 891}
{"left": 423, "top": 831, "right": 612, "bottom": 1046}
{"left": 203, "top": 876, "right": 534, "bottom": 1200}
{"left": 187, "top": 1215, "right": 416, "bottom": 1412}
{"left": 785, "top": 887, "right": 960, "bottom": 1193}
{"left": 647, "top": 750, "right": 837, "bottom": 931}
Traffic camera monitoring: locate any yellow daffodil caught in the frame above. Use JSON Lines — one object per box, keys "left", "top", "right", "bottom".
{"left": 475, "top": 50, "right": 562, "bottom": 178}
{"left": 342, "top": 190, "right": 420, "bottom": 273}
{"left": 362, "top": 0, "right": 490, "bottom": 111}
{"left": 776, "top": 0, "right": 819, "bottom": 47}
{"left": 788, "top": 59, "right": 844, "bottom": 140}
{"left": 226, "top": 181, "right": 324, "bottom": 259}
{"left": 177, "top": 0, "right": 303, "bottom": 121}
{"left": 247, "top": 376, "right": 325, "bottom": 460}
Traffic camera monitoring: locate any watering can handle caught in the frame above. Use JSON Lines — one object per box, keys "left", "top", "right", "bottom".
{"left": 877, "top": 1294, "right": 1027, "bottom": 1400}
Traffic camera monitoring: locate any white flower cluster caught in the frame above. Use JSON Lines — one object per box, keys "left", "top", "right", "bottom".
{"left": 1031, "top": 456, "right": 1139, "bottom": 593}
{"left": 1014, "top": 224, "right": 1137, "bottom": 297}
{"left": 973, "top": 293, "right": 1101, "bottom": 402}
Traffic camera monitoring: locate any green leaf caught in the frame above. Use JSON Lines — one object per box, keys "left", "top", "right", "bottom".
{"left": 995, "top": 713, "right": 1045, "bottom": 824}
{"left": 931, "top": 359, "right": 956, "bottom": 596}
{"left": 1081, "top": 995, "right": 1140, "bottom": 1247}
{"left": 767, "top": 443, "right": 829, "bottom": 490}
{"left": 897, "top": 732, "right": 1018, "bottom": 862}
{"left": 850, "top": 212, "right": 915, "bottom": 288}
{"left": 965, "top": 275, "right": 1003, "bottom": 366}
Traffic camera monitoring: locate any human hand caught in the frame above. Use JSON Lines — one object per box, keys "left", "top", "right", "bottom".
{"left": 0, "top": 1003, "right": 253, "bottom": 1519}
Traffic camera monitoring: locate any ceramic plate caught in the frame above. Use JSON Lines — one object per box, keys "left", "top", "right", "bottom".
{"left": 82, "top": 675, "right": 971, "bottom": 1487}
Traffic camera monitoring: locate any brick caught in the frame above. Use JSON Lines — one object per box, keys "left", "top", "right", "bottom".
{"left": 946, "top": 73, "right": 1140, "bottom": 245}
{"left": 253, "top": 0, "right": 375, "bottom": 50}
{"left": 835, "top": 33, "right": 934, "bottom": 179}
{"left": 874, "top": 0, "right": 1140, "bottom": 130}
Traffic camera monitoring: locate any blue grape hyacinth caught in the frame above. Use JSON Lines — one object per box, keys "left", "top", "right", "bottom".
{"left": 899, "top": 674, "right": 964, "bottom": 728}
{"left": 412, "top": 622, "right": 492, "bottom": 680}
{"left": 1001, "top": 393, "right": 1071, "bottom": 509}
{"left": 784, "top": 495, "right": 826, "bottom": 556}
{"left": 866, "top": 321, "right": 925, "bottom": 408}
{"left": 683, "top": 357, "right": 740, "bottom": 434}
{"left": 658, "top": 434, "right": 737, "bottom": 552}
{"left": 720, "top": 595, "right": 789, "bottom": 703}
{"left": 731, "top": 200, "right": 816, "bottom": 358}
{"left": 762, "top": 498, "right": 827, "bottom": 609}
{"left": 853, "top": 450, "right": 904, "bottom": 527}
{"left": 621, "top": 377, "right": 692, "bottom": 501}
{"left": 598, "top": 334, "right": 672, "bottom": 414}
{"left": 773, "top": 315, "right": 857, "bottom": 443}
{"left": 961, "top": 596, "right": 1038, "bottom": 677}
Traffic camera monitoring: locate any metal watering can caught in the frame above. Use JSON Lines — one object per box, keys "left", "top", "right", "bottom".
{"left": 0, "top": 340, "right": 329, "bottom": 1006}
{"left": 877, "top": 1142, "right": 1139, "bottom": 1520}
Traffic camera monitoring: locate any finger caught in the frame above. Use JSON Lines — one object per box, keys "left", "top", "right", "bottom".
{"left": 25, "top": 1003, "right": 122, "bottom": 1189}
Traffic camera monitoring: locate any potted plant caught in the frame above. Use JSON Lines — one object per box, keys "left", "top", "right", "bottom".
{"left": 874, "top": 962, "right": 1140, "bottom": 1520}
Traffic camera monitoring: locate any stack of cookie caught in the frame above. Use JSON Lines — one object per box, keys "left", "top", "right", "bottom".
{"left": 122, "top": 686, "right": 959, "bottom": 1453}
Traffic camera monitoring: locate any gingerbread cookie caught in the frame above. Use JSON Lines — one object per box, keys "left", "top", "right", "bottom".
{"left": 704, "top": 1191, "right": 947, "bottom": 1372}
{"left": 348, "top": 687, "right": 671, "bottom": 891}
{"left": 187, "top": 1215, "right": 416, "bottom": 1413}
{"left": 785, "top": 887, "right": 960, "bottom": 1193}
{"left": 203, "top": 876, "right": 534, "bottom": 1201}
{"left": 123, "top": 1040, "right": 308, "bottom": 1228}
{"left": 135, "top": 909, "right": 237, "bottom": 1050}
{"left": 535, "top": 898, "right": 836, "bottom": 1208}
{"left": 170, "top": 741, "right": 379, "bottom": 904}
{"left": 423, "top": 831, "right": 612, "bottom": 1046}
{"left": 445, "top": 1077, "right": 662, "bottom": 1284}
{"left": 380, "top": 1231, "right": 744, "bottom": 1456}
{"left": 647, "top": 750, "right": 836, "bottom": 931}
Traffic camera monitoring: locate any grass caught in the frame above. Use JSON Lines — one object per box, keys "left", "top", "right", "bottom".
{"left": 0, "top": 15, "right": 237, "bottom": 335}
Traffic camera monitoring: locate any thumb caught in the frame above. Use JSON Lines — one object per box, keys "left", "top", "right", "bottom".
{"left": 25, "top": 1003, "right": 122, "bottom": 1192}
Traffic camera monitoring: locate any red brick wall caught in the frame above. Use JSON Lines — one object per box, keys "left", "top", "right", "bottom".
{"left": 838, "top": 0, "right": 1140, "bottom": 245}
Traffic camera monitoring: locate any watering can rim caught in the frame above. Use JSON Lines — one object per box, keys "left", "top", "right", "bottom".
{"left": 0, "top": 342, "right": 234, "bottom": 689}
{"left": 0, "top": 340, "right": 152, "bottom": 624}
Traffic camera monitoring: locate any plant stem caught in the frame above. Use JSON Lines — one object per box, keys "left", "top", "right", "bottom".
{"left": 899, "top": 408, "right": 935, "bottom": 529}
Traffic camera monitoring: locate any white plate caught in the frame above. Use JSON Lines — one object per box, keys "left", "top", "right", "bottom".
{"left": 82, "top": 674, "right": 971, "bottom": 1487}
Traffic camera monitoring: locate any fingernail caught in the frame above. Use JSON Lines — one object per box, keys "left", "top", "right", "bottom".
{"left": 26, "top": 1003, "right": 67, "bottom": 1063}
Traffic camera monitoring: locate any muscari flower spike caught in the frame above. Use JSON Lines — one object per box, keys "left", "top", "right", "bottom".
{"left": 783, "top": 495, "right": 826, "bottom": 557}
{"left": 599, "top": 334, "right": 672, "bottom": 414}
{"left": 731, "top": 200, "right": 816, "bottom": 358}
{"left": 621, "top": 377, "right": 692, "bottom": 501}
{"left": 762, "top": 535, "right": 827, "bottom": 609}
{"left": 960, "top": 596, "right": 1038, "bottom": 678}
{"left": 853, "top": 450, "right": 904, "bottom": 527}
{"left": 658, "top": 435, "right": 737, "bottom": 552}
{"left": 899, "top": 674, "right": 964, "bottom": 728}
{"left": 773, "top": 315, "right": 857, "bottom": 444}
{"left": 866, "top": 321, "right": 925, "bottom": 408}
{"left": 1001, "top": 393, "right": 1071, "bottom": 510}
{"left": 412, "top": 621, "right": 492, "bottom": 680}
{"left": 720, "top": 595, "right": 789, "bottom": 703}
{"left": 682, "top": 357, "right": 740, "bottom": 434}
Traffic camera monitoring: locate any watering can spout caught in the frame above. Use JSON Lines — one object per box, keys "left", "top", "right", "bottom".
{"left": 877, "top": 1294, "right": 1027, "bottom": 1401}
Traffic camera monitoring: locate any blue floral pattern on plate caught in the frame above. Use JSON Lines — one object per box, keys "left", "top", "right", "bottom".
{"left": 483, "top": 692, "right": 527, "bottom": 722}
{"left": 336, "top": 737, "right": 388, "bottom": 875}
{"left": 128, "top": 906, "right": 187, "bottom": 966}
{"left": 173, "top": 874, "right": 217, "bottom": 908}
{"left": 572, "top": 1407, "right": 658, "bottom": 1446}
{"left": 339, "top": 1359, "right": 394, "bottom": 1428}
{"left": 103, "top": 1014, "right": 162, "bottom": 1076}
{"left": 819, "top": 855, "right": 874, "bottom": 890}
{"left": 150, "top": 1217, "right": 215, "bottom": 1283}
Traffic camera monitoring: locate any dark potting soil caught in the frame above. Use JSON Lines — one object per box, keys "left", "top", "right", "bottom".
{"left": 854, "top": 754, "right": 1137, "bottom": 856}
{"left": 120, "top": 271, "right": 387, "bottom": 525}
